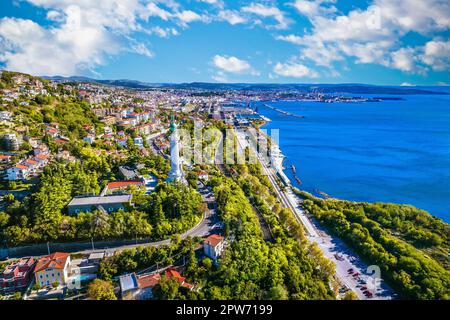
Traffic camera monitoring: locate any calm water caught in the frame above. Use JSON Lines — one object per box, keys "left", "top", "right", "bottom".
{"left": 257, "top": 94, "right": 450, "bottom": 222}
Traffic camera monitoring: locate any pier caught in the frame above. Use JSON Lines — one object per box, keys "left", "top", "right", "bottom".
{"left": 263, "top": 104, "right": 305, "bottom": 119}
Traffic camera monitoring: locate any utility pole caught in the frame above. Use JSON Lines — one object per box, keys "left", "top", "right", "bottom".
{"left": 91, "top": 237, "right": 95, "bottom": 251}
{"left": 47, "top": 242, "right": 50, "bottom": 255}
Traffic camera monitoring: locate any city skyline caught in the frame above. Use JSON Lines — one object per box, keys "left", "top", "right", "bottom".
{"left": 0, "top": 0, "right": 449, "bottom": 85}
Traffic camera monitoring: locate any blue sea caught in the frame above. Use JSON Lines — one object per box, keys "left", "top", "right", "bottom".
{"left": 257, "top": 93, "right": 450, "bottom": 222}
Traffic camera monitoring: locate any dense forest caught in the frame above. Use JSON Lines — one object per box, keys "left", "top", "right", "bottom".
{"left": 297, "top": 191, "right": 450, "bottom": 299}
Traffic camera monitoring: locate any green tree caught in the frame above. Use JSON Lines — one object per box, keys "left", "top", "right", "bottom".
{"left": 87, "top": 279, "right": 117, "bottom": 300}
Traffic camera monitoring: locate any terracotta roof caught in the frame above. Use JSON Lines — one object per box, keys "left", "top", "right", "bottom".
{"left": 15, "top": 164, "right": 28, "bottom": 169}
{"left": 106, "top": 179, "right": 144, "bottom": 190}
{"left": 25, "top": 159, "right": 38, "bottom": 165}
{"left": 165, "top": 269, "right": 185, "bottom": 283}
{"left": 164, "top": 269, "right": 194, "bottom": 290}
{"left": 0, "top": 155, "right": 11, "bottom": 159}
{"left": 35, "top": 252, "right": 70, "bottom": 273}
{"left": 137, "top": 274, "right": 161, "bottom": 289}
{"left": 204, "top": 234, "right": 224, "bottom": 248}
{"left": 35, "top": 154, "right": 49, "bottom": 160}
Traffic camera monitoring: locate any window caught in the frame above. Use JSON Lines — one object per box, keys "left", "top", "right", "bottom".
{"left": 40, "top": 275, "right": 43, "bottom": 279}
{"left": 52, "top": 273, "right": 54, "bottom": 277}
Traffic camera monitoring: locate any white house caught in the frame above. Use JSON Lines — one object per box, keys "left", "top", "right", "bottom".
{"left": 203, "top": 234, "right": 225, "bottom": 261}
{"left": 6, "top": 164, "right": 30, "bottom": 180}
{"left": 134, "top": 136, "right": 144, "bottom": 148}
{"left": 83, "top": 134, "right": 95, "bottom": 144}
{"left": 34, "top": 252, "right": 71, "bottom": 288}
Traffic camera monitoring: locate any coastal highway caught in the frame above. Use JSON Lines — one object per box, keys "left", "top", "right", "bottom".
{"left": 235, "top": 129, "right": 394, "bottom": 300}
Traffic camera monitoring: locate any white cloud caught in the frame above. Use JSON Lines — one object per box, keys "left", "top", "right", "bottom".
{"left": 198, "top": 0, "right": 224, "bottom": 8}
{"left": 400, "top": 82, "right": 415, "bottom": 86}
{"left": 147, "top": 26, "right": 179, "bottom": 38}
{"left": 390, "top": 47, "right": 419, "bottom": 72}
{"left": 212, "top": 71, "right": 229, "bottom": 82}
{"left": 276, "top": 34, "right": 303, "bottom": 45}
{"left": 0, "top": 0, "right": 215, "bottom": 76}
{"left": 130, "top": 42, "right": 154, "bottom": 58}
{"left": 218, "top": 10, "right": 247, "bottom": 25}
{"left": 421, "top": 39, "right": 450, "bottom": 71}
{"left": 293, "top": 0, "right": 336, "bottom": 17}
{"left": 273, "top": 62, "right": 319, "bottom": 78}
{"left": 175, "top": 10, "right": 208, "bottom": 26}
{"left": 242, "top": 3, "right": 290, "bottom": 30}
{"left": 212, "top": 55, "right": 252, "bottom": 73}
{"left": 283, "top": 0, "right": 450, "bottom": 73}
{"left": 0, "top": 0, "right": 158, "bottom": 76}
{"left": 145, "top": 2, "right": 172, "bottom": 21}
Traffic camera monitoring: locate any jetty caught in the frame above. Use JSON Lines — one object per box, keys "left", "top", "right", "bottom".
{"left": 264, "top": 104, "right": 305, "bottom": 119}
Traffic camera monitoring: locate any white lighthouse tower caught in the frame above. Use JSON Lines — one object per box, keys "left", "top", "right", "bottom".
{"left": 167, "top": 116, "right": 185, "bottom": 184}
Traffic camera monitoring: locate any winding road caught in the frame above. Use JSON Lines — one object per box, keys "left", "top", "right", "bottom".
{"left": 4, "top": 182, "right": 218, "bottom": 259}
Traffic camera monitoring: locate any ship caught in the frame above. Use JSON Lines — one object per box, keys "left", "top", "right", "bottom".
{"left": 294, "top": 176, "right": 302, "bottom": 185}
{"left": 291, "top": 164, "right": 296, "bottom": 174}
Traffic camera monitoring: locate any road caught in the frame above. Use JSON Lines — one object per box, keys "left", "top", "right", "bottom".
{"left": 4, "top": 182, "right": 218, "bottom": 259}
{"left": 235, "top": 129, "right": 394, "bottom": 300}
{"left": 70, "top": 182, "right": 218, "bottom": 257}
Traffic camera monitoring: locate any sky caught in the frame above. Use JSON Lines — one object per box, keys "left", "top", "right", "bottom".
{"left": 0, "top": 0, "right": 449, "bottom": 85}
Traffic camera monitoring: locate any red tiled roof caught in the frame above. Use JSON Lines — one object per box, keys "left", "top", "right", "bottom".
{"left": 137, "top": 274, "right": 161, "bottom": 289}
{"left": 204, "top": 234, "right": 224, "bottom": 248}
{"left": 35, "top": 154, "right": 49, "bottom": 160}
{"left": 164, "top": 268, "right": 194, "bottom": 290}
{"left": 165, "top": 269, "right": 185, "bottom": 283}
{"left": 15, "top": 164, "right": 28, "bottom": 169}
{"left": 107, "top": 179, "right": 144, "bottom": 190}
{"left": 34, "top": 252, "right": 70, "bottom": 273}
{"left": 26, "top": 159, "right": 38, "bottom": 165}
{"left": 0, "top": 155, "right": 11, "bottom": 159}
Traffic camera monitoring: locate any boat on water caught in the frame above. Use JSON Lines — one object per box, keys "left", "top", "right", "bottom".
{"left": 294, "top": 176, "right": 302, "bottom": 185}
{"left": 291, "top": 164, "right": 296, "bottom": 174}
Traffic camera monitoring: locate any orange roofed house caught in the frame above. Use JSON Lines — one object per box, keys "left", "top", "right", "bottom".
{"left": 34, "top": 252, "right": 71, "bottom": 288}
{"left": 203, "top": 234, "right": 225, "bottom": 261}
{"left": 165, "top": 268, "right": 194, "bottom": 290}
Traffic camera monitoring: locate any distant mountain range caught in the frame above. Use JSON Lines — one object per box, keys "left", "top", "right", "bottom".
{"left": 43, "top": 75, "right": 450, "bottom": 95}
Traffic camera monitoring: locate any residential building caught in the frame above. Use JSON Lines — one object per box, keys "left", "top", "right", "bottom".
{"left": 67, "top": 194, "right": 133, "bottom": 214}
{"left": 0, "top": 111, "right": 12, "bottom": 121}
{"left": 83, "top": 134, "right": 95, "bottom": 144}
{"left": 0, "top": 257, "right": 36, "bottom": 293}
{"left": 34, "top": 252, "right": 71, "bottom": 287}
{"left": 203, "top": 234, "right": 225, "bottom": 261}
{"left": 119, "top": 272, "right": 161, "bottom": 300}
{"left": 0, "top": 154, "right": 11, "bottom": 163}
{"left": 6, "top": 164, "right": 30, "bottom": 180}
{"left": 197, "top": 170, "right": 209, "bottom": 181}
{"left": 118, "top": 166, "right": 138, "bottom": 180}
{"left": 103, "top": 179, "right": 145, "bottom": 195}
{"left": 134, "top": 136, "right": 144, "bottom": 147}
{"left": 164, "top": 268, "right": 194, "bottom": 290}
